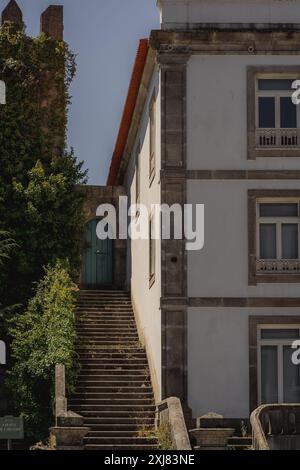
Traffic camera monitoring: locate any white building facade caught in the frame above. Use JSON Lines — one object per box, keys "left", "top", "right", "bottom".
{"left": 108, "top": 0, "right": 300, "bottom": 421}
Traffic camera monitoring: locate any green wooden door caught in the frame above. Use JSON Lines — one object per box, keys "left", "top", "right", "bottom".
{"left": 82, "top": 219, "right": 113, "bottom": 286}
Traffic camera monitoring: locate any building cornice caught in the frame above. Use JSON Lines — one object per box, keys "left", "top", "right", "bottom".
{"left": 150, "top": 29, "right": 300, "bottom": 55}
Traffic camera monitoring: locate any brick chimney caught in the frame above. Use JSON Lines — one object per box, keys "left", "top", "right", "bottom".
{"left": 41, "top": 5, "right": 63, "bottom": 41}
{"left": 1, "top": 0, "right": 23, "bottom": 26}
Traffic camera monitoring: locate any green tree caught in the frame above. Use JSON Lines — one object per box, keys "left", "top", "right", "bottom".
{"left": 0, "top": 23, "right": 86, "bottom": 309}
{"left": 7, "top": 261, "right": 78, "bottom": 440}
{"left": 0, "top": 231, "right": 16, "bottom": 320}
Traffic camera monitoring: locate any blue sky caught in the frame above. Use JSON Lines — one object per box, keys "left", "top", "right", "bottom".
{"left": 0, "top": 0, "right": 159, "bottom": 184}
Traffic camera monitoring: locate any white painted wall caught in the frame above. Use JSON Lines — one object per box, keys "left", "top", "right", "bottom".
{"left": 158, "top": 0, "right": 300, "bottom": 29}
{"left": 188, "top": 179, "right": 300, "bottom": 298}
{"left": 188, "top": 307, "right": 300, "bottom": 418}
{"left": 187, "top": 55, "right": 300, "bottom": 171}
{"left": 124, "top": 68, "right": 162, "bottom": 399}
{"left": 185, "top": 52, "right": 300, "bottom": 418}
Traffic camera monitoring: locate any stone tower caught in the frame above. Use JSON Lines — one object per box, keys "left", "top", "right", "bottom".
{"left": 1, "top": 0, "right": 23, "bottom": 27}
{"left": 1, "top": 1, "right": 64, "bottom": 41}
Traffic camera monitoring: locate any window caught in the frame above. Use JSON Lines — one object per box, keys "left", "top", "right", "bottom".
{"left": 149, "top": 93, "right": 156, "bottom": 183}
{"left": 248, "top": 190, "right": 300, "bottom": 285}
{"left": 149, "top": 213, "right": 155, "bottom": 286}
{"left": 135, "top": 143, "right": 140, "bottom": 204}
{"left": 247, "top": 67, "right": 300, "bottom": 159}
{"left": 256, "top": 78, "right": 300, "bottom": 148}
{"left": 258, "top": 326, "right": 300, "bottom": 404}
{"left": 257, "top": 202, "right": 300, "bottom": 261}
{"left": 257, "top": 78, "right": 298, "bottom": 127}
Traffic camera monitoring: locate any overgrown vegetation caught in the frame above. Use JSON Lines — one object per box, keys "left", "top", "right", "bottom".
{"left": 7, "top": 261, "right": 78, "bottom": 439}
{"left": 156, "top": 423, "right": 174, "bottom": 450}
{"left": 0, "top": 23, "right": 86, "bottom": 310}
{"left": 0, "top": 231, "right": 16, "bottom": 321}
{"left": 138, "top": 423, "right": 174, "bottom": 450}
{"left": 0, "top": 23, "right": 86, "bottom": 441}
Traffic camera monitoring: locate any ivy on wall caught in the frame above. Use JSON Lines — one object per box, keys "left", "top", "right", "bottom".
{"left": 0, "top": 23, "right": 87, "bottom": 440}
{"left": 0, "top": 23, "right": 86, "bottom": 309}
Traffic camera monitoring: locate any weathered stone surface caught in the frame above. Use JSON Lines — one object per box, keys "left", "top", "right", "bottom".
{"left": 57, "top": 411, "right": 84, "bottom": 428}
{"left": 50, "top": 426, "right": 90, "bottom": 449}
{"left": 41, "top": 6, "right": 63, "bottom": 41}
{"left": 190, "top": 428, "right": 235, "bottom": 450}
{"left": 1, "top": 0, "right": 23, "bottom": 26}
{"left": 157, "top": 397, "right": 191, "bottom": 450}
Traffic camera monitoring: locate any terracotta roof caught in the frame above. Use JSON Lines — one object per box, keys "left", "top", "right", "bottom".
{"left": 107, "top": 39, "right": 149, "bottom": 186}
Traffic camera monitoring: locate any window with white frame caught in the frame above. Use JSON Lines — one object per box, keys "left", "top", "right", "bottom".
{"left": 257, "top": 201, "right": 300, "bottom": 261}
{"left": 149, "top": 93, "right": 156, "bottom": 183}
{"left": 256, "top": 77, "right": 300, "bottom": 148}
{"left": 258, "top": 325, "right": 300, "bottom": 404}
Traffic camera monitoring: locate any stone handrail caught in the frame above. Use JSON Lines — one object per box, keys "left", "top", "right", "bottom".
{"left": 251, "top": 404, "right": 300, "bottom": 450}
{"left": 156, "top": 397, "right": 192, "bottom": 450}
{"left": 52, "top": 364, "right": 90, "bottom": 450}
{"left": 55, "top": 364, "right": 67, "bottom": 424}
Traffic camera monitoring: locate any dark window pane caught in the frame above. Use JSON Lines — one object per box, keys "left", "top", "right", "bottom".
{"left": 258, "top": 79, "right": 294, "bottom": 91}
{"left": 259, "top": 97, "right": 275, "bottom": 128}
{"left": 282, "top": 224, "right": 298, "bottom": 259}
{"left": 260, "top": 203, "right": 298, "bottom": 218}
{"left": 260, "top": 224, "right": 276, "bottom": 259}
{"left": 261, "top": 346, "right": 278, "bottom": 404}
{"left": 283, "top": 346, "right": 300, "bottom": 403}
{"left": 261, "top": 329, "right": 300, "bottom": 340}
{"left": 280, "top": 97, "right": 297, "bottom": 128}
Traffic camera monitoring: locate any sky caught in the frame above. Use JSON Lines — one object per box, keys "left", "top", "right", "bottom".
{"left": 0, "top": 0, "right": 160, "bottom": 184}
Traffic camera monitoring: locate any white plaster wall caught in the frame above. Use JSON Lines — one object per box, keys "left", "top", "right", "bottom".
{"left": 188, "top": 179, "right": 300, "bottom": 297}
{"left": 124, "top": 68, "right": 162, "bottom": 399}
{"left": 188, "top": 307, "right": 300, "bottom": 418}
{"left": 187, "top": 55, "right": 300, "bottom": 171}
{"left": 158, "top": 0, "right": 300, "bottom": 28}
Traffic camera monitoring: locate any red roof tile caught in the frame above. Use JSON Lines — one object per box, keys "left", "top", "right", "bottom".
{"left": 107, "top": 39, "right": 149, "bottom": 186}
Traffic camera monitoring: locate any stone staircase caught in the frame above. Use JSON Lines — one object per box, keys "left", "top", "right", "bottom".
{"left": 69, "top": 290, "right": 158, "bottom": 450}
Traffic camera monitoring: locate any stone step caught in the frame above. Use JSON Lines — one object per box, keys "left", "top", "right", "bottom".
{"left": 77, "top": 316, "right": 135, "bottom": 322}
{"left": 69, "top": 398, "right": 154, "bottom": 405}
{"left": 71, "top": 404, "right": 156, "bottom": 412}
{"left": 86, "top": 430, "right": 152, "bottom": 438}
{"left": 78, "top": 376, "right": 150, "bottom": 383}
{"left": 76, "top": 346, "right": 145, "bottom": 352}
{"left": 76, "top": 325, "right": 137, "bottom": 336}
{"left": 227, "top": 437, "right": 253, "bottom": 450}
{"left": 79, "top": 363, "right": 147, "bottom": 370}
{"left": 76, "top": 301, "right": 133, "bottom": 312}
{"left": 78, "top": 369, "right": 148, "bottom": 376}
{"left": 86, "top": 425, "right": 153, "bottom": 432}
{"left": 79, "top": 358, "right": 147, "bottom": 364}
{"left": 77, "top": 341, "right": 140, "bottom": 346}
{"left": 84, "top": 437, "right": 157, "bottom": 445}
{"left": 76, "top": 326, "right": 137, "bottom": 331}
{"left": 77, "top": 319, "right": 136, "bottom": 325}
{"left": 71, "top": 392, "right": 153, "bottom": 399}
{"left": 78, "top": 353, "right": 146, "bottom": 359}
{"left": 83, "top": 418, "right": 155, "bottom": 426}
{"left": 76, "top": 332, "right": 139, "bottom": 338}
{"left": 76, "top": 386, "right": 152, "bottom": 393}
{"left": 77, "top": 410, "right": 156, "bottom": 418}
{"left": 84, "top": 444, "right": 156, "bottom": 450}
{"left": 77, "top": 380, "right": 151, "bottom": 387}
{"left": 77, "top": 297, "right": 131, "bottom": 301}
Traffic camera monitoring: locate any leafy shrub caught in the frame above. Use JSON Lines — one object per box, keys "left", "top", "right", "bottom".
{"left": 7, "top": 260, "right": 78, "bottom": 440}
